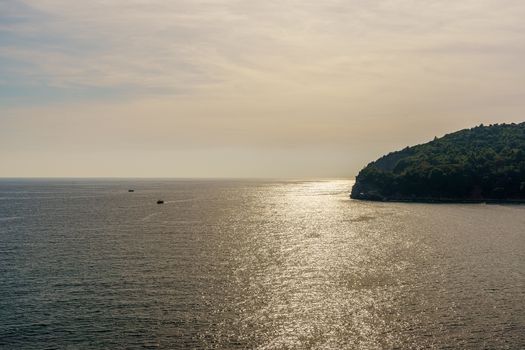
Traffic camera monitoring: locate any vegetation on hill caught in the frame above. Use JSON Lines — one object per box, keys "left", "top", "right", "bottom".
{"left": 351, "top": 122, "right": 525, "bottom": 202}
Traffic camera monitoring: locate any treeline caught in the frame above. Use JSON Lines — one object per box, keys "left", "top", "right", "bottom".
{"left": 351, "top": 122, "right": 525, "bottom": 201}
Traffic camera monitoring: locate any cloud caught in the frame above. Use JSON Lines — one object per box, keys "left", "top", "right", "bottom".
{"left": 1, "top": 0, "right": 525, "bottom": 176}
{"left": 1, "top": 0, "right": 521, "bottom": 92}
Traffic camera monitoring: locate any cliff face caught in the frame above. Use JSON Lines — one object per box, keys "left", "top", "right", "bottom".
{"left": 351, "top": 122, "right": 525, "bottom": 202}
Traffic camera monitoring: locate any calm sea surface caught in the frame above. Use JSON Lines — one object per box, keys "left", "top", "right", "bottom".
{"left": 0, "top": 179, "right": 524, "bottom": 349}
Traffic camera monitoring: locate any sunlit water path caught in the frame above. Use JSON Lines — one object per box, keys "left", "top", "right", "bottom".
{"left": 1, "top": 179, "right": 524, "bottom": 349}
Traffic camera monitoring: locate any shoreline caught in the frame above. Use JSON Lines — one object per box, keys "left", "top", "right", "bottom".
{"left": 350, "top": 196, "right": 525, "bottom": 204}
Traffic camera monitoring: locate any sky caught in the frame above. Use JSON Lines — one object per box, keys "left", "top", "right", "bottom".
{"left": 1, "top": 0, "right": 525, "bottom": 178}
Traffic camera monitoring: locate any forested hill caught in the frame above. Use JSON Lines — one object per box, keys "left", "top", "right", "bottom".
{"left": 351, "top": 122, "right": 525, "bottom": 202}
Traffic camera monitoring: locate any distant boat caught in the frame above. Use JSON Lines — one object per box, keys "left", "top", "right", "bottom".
{"left": 128, "top": 189, "right": 135, "bottom": 192}
{"left": 157, "top": 200, "right": 164, "bottom": 204}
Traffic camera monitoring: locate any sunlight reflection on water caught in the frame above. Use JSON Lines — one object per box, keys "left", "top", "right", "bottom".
{"left": 1, "top": 179, "right": 524, "bottom": 349}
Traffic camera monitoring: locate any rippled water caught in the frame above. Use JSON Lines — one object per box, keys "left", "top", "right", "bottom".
{"left": 1, "top": 179, "right": 524, "bottom": 349}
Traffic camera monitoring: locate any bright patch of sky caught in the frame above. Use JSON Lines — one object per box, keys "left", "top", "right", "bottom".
{"left": 1, "top": 0, "right": 525, "bottom": 177}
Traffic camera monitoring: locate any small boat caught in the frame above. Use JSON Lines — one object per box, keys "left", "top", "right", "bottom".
{"left": 157, "top": 200, "right": 164, "bottom": 204}
{"left": 128, "top": 189, "right": 135, "bottom": 192}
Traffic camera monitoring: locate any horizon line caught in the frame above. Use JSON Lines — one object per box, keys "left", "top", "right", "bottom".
{"left": 0, "top": 176, "right": 356, "bottom": 180}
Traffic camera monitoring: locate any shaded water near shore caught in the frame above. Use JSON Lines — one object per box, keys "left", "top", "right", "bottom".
{"left": 1, "top": 179, "right": 524, "bottom": 349}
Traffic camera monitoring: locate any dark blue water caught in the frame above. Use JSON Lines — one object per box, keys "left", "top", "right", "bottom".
{"left": 1, "top": 179, "right": 524, "bottom": 349}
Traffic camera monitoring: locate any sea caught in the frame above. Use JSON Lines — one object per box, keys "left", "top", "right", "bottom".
{"left": 0, "top": 179, "right": 524, "bottom": 349}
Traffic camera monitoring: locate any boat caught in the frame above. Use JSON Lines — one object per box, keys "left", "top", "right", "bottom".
{"left": 128, "top": 189, "right": 135, "bottom": 192}
{"left": 157, "top": 200, "right": 164, "bottom": 204}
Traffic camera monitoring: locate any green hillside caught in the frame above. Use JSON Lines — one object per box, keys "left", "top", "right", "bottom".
{"left": 351, "top": 122, "right": 525, "bottom": 202}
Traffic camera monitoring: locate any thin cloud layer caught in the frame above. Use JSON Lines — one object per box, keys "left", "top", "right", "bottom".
{"left": 1, "top": 0, "right": 525, "bottom": 177}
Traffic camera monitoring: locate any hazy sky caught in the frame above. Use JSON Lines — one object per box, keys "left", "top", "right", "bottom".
{"left": 1, "top": 0, "right": 524, "bottom": 177}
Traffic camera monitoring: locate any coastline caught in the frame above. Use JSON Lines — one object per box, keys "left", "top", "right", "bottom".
{"left": 350, "top": 196, "right": 525, "bottom": 204}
